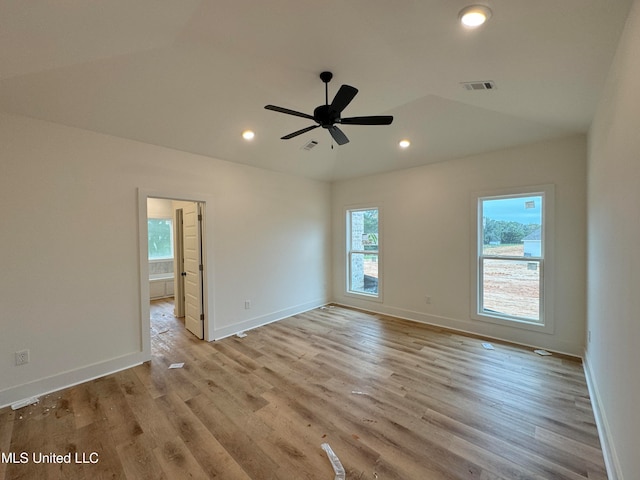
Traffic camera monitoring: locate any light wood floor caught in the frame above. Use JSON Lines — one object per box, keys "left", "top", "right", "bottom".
{"left": 0, "top": 300, "right": 607, "bottom": 479}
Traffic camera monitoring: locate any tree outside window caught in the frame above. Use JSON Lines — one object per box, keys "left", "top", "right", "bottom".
{"left": 148, "top": 219, "right": 174, "bottom": 260}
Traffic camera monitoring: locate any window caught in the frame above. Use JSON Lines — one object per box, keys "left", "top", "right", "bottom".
{"left": 473, "top": 186, "right": 554, "bottom": 332}
{"left": 148, "top": 218, "right": 174, "bottom": 260}
{"left": 347, "top": 208, "right": 380, "bottom": 298}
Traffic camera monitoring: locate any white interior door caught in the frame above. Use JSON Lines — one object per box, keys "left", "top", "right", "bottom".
{"left": 183, "top": 202, "right": 204, "bottom": 339}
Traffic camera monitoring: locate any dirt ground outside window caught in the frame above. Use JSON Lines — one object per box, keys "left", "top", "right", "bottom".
{"left": 482, "top": 245, "right": 540, "bottom": 320}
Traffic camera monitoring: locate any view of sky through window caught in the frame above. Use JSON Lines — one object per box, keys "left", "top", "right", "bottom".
{"left": 482, "top": 196, "right": 541, "bottom": 223}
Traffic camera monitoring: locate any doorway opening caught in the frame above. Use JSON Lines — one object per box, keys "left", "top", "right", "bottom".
{"left": 138, "top": 189, "right": 212, "bottom": 361}
{"left": 146, "top": 198, "right": 205, "bottom": 339}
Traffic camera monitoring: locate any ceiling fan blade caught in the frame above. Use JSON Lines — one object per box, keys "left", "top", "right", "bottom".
{"left": 330, "top": 85, "right": 358, "bottom": 113}
{"left": 340, "top": 115, "right": 394, "bottom": 125}
{"left": 281, "top": 124, "right": 319, "bottom": 140}
{"left": 265, "top": 105, "right": 315, "bottom": 121}
{"left": 328, "top": 126, "right": 349, "bottom": 145}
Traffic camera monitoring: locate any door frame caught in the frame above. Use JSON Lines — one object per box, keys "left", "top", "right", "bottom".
{"left": 137, "top": 188, "right": 214, "bottom": 360}
{"left": 173, "top": 207, "right": 185, "bottom": 318}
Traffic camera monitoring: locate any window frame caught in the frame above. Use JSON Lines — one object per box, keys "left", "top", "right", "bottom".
{"left": 345, "top": 206, "right": 382, "bottom": 302}
{"left": 471, "top": 185, "right": 555, "bottom": 334}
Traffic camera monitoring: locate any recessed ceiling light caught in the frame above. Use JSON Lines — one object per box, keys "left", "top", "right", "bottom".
{"left": 242, "top": 130, "right": 255, "bottom": 140}
{"left": 459, "top": 5, "right": 492, "bottom": 28}
{"left": 399, "top": 139, "right": 411, "bottom": 149}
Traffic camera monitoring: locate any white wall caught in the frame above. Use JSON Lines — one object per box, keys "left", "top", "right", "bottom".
{"left": 0, "top": 113, "right": 331, "bottom": 407}
{"left": 586, "top": 1, "right": 640, "bottom": 478}
{"left": 332, "top": 135, "right": 587, "bottom": 356}
{"left": 147, "top": 197, "right": 173, "bottom": 218}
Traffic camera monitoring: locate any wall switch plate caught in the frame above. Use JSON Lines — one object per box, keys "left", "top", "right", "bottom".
{"left": 244, "top": 300, "right": 251, "bottom": 309}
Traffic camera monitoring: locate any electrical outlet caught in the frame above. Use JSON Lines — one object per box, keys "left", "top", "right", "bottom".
{"left": 15, "top": 349, "right": 29, "bottom": 366}
{"left": 425, "top": 296, "right": 432, "bottom": 304}
{"left": 588, "top": 330, "right": 592, "bottom": 343}
{"left": 244, "top": 300, "right": 251, "bottom": 310}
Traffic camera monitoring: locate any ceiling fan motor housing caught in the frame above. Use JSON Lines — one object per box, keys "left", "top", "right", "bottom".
{"left": 314, "top": 105, "right": 340, "bottom": 128}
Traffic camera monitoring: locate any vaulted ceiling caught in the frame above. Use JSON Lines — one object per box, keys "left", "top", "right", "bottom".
{"left": 0, "top": 1, "right": 632, "bottom": 181}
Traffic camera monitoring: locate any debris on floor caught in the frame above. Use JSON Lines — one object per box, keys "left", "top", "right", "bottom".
{"left": 11, "top": 396, "right": 39, "bottom": 411}
{"left": 482, "top": 342, "right": 495, "bottom": 350}
{"left": 321, "top": 443, "right": 346, "bottom": 480}
{"left": 236, "top": 331, "right": 248, "bottom": 338}
{"left": 168, "top": 362, "right": 185, "bottom": 369}
{"left": 534, "top": 349, "right": 552, "bottom": 356}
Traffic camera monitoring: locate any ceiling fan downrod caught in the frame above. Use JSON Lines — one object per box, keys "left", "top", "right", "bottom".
{"left": 320, "top": 71, "right": 333, "bottom": 106}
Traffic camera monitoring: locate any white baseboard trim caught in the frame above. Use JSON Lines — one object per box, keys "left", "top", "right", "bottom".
{"left": 583, "top": 352, "right": 622, "bottom": 480}
{"left": 0, "top": 351, "right": 149, "bottom": 409}
{"left": 211, "top": 298, "right": 329, "bottom": 341}
{"left": 332, "top": 301, "right": 581, "bottom": 358}
{"left": 1, "top": 300, "right": 330, "bottom": 408}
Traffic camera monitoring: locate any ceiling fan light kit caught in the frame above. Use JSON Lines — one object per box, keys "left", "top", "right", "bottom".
{"left": 265, "top": 71, "right": 393, "bottom": 146}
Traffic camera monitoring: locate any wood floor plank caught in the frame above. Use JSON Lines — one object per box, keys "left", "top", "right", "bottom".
{"left": 425, "top": 407, "right": 588, "bottom": 480}
{"left": 87, "top": 377, "right": 144, "bottom": 447}
{"left": 67, "top": 384, "right": 104, "bottom": 430}
{"left": 72, "top": 420, "right": 128, "bottom": 480}
{"left": 116, "top": 368, "right": 179, "bottom": 449}
{"left": 185, "top": 393, "right": 279, "bottom": 480}
{"left": 0, "top": 408, "right": 14, "bottom": 480}
{"left": 0, "top": 300, "right": 608, "bottom": 479}
{"left": 115, "top": 434, "right": 166, "bottom": 480}
{"left": 154, "top": 392, "right": 252, "bottom": 480}
{"left": 153, "top": 435, "right": 210, "bottom": 480}
{"left": 534, "top": 426, "right": 607, "bottom": 470}
{"left": 253, "top": 398, "right": 343, "bottom": 479}
{"left": 132, "top": 360, "right": 168, "bottom": 400}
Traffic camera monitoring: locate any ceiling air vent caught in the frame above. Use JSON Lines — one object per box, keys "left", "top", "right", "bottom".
{"left": 302, "top": 140, "right": 319, "bottom": 151}
{"left": 462, "top": 81, "right": 496, "bottom": 91}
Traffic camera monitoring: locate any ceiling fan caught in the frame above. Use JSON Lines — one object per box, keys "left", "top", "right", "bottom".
{"left": 265, "top": 71, "right": 393, "bottom": 146}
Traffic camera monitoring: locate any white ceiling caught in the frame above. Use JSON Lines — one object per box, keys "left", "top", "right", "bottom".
{"left": 0, "top": 0, "right": 632, "bottom": 181}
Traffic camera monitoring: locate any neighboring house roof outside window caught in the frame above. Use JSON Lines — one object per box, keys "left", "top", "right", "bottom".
{"left": 523, "top": 228, "right": 542, "bottom": 241}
